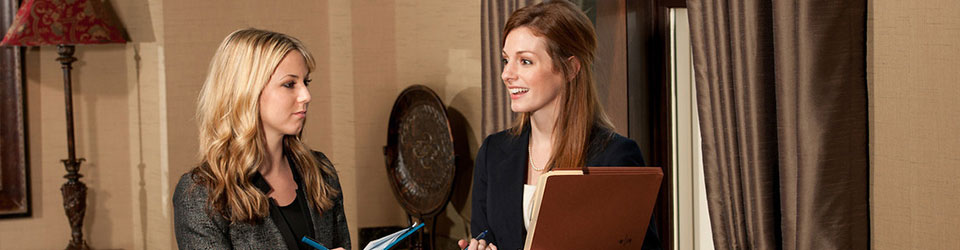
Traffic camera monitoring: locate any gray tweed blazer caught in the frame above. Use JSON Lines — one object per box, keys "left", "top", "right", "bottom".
{"left": 173, "top": 152, "right": 350, "bottom": 250}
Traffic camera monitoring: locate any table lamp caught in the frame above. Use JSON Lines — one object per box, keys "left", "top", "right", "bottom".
{"left": 0, "top": 0, "right": 126, "bottom": 249}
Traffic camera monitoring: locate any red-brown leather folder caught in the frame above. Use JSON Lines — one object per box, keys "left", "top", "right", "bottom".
{"left": 523, "top": 167, "right": 663, "bottom": 250}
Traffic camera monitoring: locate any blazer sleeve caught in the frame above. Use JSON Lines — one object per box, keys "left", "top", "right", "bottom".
{"left": 173, "top": 173, "right": 232, "bottom": 249}
{"left": 331, "top": 195, "right": 351, "bottom": 250}
{"left": 329, "top": 168, "right": 352, "bottom": 249}
{"left": 315, "top": 152, "right": 352, "bottom": 250}
{"left": 470, "top": 136, "right": 495, "bottom": 243}
{"left": 589, "top": 135, "right": 646, "bottom": 166}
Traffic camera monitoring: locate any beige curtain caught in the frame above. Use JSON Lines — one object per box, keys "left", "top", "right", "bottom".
{"left": 481, "top": 0, "right": 540, "bottom": 136}
{"left": 688, "top": 0, "right": 870, "bottom": 249}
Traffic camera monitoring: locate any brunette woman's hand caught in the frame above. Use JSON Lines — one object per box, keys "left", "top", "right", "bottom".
{"left": 457, "top": 238, "right": 498, "bottom": 250}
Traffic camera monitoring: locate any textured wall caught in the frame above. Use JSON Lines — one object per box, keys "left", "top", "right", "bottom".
{"left": 869, "top": 0, "right": 960, "bottom": 249}
{"left": 0, "top": 45, "right": 135, "bottom": 250}
{"left": 0, "top": 1, "right": 479, "bottom": 249}
{"left": 0, "top": 0, "right": 151, "bottom": 248}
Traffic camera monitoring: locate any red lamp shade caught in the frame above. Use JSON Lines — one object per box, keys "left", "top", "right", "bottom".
{"left": 0, "top": 0, "right": 126, "bottom": 46}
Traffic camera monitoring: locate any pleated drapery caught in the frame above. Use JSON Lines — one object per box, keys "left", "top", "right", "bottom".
{"left": 687, "top": 0, "right": 870, "bottom": 249}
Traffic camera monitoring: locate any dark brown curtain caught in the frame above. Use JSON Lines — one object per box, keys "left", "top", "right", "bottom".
{"left": 481, "top": 0, "right": 540, "bottom": 136}
{"left": 687, "top": 0, "right": 869, "bottom": 249}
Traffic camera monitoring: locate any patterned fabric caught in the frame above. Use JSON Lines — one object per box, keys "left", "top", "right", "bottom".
{"left": 0, "top": 0, "right": 125, "bottom": 46}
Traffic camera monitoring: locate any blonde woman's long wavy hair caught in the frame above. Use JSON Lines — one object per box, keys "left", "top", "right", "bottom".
{"left": 505, "top": 1, "right": 613, "bottom": 170}
{"left": 193, "top": 28, "right": 339, "bottom": 224}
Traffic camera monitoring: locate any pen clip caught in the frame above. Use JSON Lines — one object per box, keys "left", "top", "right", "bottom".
{"left": 475, "top": 230, "right": 489, "bottom": 240}
{"left": 463, "top": 230, "right": 490, "bottom": 250}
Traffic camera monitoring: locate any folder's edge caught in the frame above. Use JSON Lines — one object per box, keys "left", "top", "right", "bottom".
{"left": 523, "top": 170, "right": 583, "bottom": 250}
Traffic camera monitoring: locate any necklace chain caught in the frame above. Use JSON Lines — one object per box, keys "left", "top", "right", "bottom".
{"left": 528, "top": 143, "right": 545, "bottom": 172}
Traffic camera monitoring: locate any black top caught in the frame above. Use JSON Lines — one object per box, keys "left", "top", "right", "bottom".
{"left": 470, "top": 124, "right": 662, "bottom": 250}
{"left": 251, "top": 153, "right": 317, "bottom": 250}
{"left": 276, "top": 187, "right": 312, "bottom": 249}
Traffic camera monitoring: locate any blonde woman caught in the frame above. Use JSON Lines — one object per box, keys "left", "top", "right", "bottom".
{"left": 173, "top": 29, "right": 349, "bottom": 250}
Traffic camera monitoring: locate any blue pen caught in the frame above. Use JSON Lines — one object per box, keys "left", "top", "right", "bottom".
{"left": 463, "top": 230, "right": 489, "bottom": 250}
{"left": 301, "top": 236, "right": 330, "bottom": 250}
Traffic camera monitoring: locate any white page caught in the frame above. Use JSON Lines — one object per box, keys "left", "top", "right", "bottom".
{"left": 363, "top": 222, "right": 418, "bottom": 250}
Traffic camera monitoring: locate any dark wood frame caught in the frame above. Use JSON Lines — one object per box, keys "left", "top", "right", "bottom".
{"left": 0, "top": 0, "right": 30, "bottom": 218}
{"left": 625, "top": 0, "right": 686, "bottom": 249}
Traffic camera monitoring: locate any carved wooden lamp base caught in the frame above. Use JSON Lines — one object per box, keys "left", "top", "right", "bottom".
{"left": 61, "top": 172, "right": 90, "bottom": 250}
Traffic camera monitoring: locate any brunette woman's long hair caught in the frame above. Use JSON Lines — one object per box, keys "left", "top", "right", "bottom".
{"left": 505, "top": 1, "right": 613, "bottom": 170}
{"left": 193, "top": 28, "right": 339, "bottom": 223}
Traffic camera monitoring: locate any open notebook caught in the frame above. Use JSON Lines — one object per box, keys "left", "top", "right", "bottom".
{"left": 524, "top": 167, "right": 663, "bottom": 250}
{"left": 363, "top": 222, "right": 425, "bottom": 250}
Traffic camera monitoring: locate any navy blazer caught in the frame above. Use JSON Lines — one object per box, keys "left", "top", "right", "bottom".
{"left": 471, "top": 125, "right": 661, "bottom": 250}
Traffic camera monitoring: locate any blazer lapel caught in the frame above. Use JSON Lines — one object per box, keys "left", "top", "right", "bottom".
{"left": 489, "top": 126, "right": 529, "bottom": 246}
